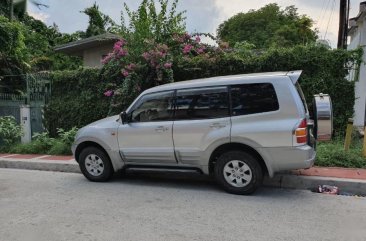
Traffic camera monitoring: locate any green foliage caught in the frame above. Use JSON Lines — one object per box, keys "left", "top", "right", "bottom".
{"left": 0, "top": 15, "right": 28, "bottom": 76}
{"left": 99, "top": 0, "right": 188, "bottom": 113}
{"left": 57, "top": 127, "right": 79, "bottom": 146}
{"left": 217, "top": 4, "right": 318, "bottom": 48}
{"left": 44, "top": 69, "right": 110, "bottom": 136}
{"left": 81, "top": 2, "right": 117, "bottom": 38}
{"left": 0, "top": 13, "right": 81, "bottom": 77}
{"left": 9, "top": 127, "right": 78, "bottom": 155}
{"left": 173, "top": 45, "right": 361, "bottom": 133}
{"left": 121, "top": 0, "right": 186, "bottom": 44}
{"left": 316, "top": 137, "right": 366, "bottom": 168}
{"left": 0, "top": 116, "right": 22, "bottom": 146}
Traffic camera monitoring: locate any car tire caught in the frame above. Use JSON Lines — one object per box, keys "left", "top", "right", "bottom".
{"left": 214, "top": 150, "right": 263, "bottom": 195}
{"left": 79, "top": 146, "right": 114, "bottom": 182}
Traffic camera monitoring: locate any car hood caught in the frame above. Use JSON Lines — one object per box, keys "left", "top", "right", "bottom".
{"left": 86, "top": 115, "right": 120, "bottom": 128}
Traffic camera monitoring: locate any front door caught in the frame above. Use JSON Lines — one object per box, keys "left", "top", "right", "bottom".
{"left": 118, "top": 91, "right": 176, "bottom": 164}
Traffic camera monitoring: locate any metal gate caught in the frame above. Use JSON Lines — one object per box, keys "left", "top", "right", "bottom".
{"left": 0, "top": 73, "right": 51, "bottom": 137}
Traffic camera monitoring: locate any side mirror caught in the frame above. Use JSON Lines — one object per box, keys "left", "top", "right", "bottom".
{"left": 120, "top": 111, "right": 128, "bottom": 124}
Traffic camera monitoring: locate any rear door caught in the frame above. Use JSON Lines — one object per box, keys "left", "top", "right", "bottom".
{"left": 172, "top": 86, "right": 231, "bottom": 165}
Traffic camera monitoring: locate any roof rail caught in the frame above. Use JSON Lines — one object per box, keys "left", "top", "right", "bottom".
{"left": 287, "top": 70, "right": 303, "bottom": 84}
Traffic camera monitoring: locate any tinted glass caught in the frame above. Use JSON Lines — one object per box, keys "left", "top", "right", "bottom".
{"left": 295, "top": 82, "right": 308, "bottom": 113}
{"left": 231, "top": 83, "right": 279, "bottom": 116}
{"left": 175, "top": 87, "right": 229, "bottom": 120}
{"left": 130, "top": 91, "right": 174, "bottom": 122}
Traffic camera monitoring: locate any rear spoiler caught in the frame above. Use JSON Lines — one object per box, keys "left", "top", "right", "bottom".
{"left": 287, "top": 70, "right": 303, "bottom": 84}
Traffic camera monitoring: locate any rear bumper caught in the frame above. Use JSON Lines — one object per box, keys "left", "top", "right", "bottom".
{"left": 263, "top": 145, "right": 316, "bottom": 174}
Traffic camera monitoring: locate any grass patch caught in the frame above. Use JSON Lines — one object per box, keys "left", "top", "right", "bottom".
{"left": 8, "top": 140, "right": 72, "bottom": 155}
{"left": 315, "top": 136, "right": 366, "bottom": 168}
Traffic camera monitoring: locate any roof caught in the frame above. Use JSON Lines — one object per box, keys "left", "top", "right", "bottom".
{"left": 54, "top": 33, "right": 121, "bottom": 56}
{"left": 144, "top": 71, "right": 300, "bottom": 94}
{"left": 348, "top": 2, "right": 366, "bottom": 35}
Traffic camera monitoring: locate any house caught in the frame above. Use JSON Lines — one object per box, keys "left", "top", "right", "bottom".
{"left": 55, "top": 33, "right": 120, "bottom": 68}
{"left": 348, "top": 1, "right": 366, "bottom": 127}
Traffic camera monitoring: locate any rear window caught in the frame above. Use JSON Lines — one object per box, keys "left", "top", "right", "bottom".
{"left": 230, "top": 83, "right": 279, "bottom": 116}
{"left": 295, "top": 82, "right": 308, "bottom": 113}
{"left": 175, "top": 87, "right": 229, "bottom": 120}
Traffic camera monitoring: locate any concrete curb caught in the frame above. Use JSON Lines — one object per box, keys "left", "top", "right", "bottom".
{"left": 0, "top": 159, "right": 80, "bottom": 173}
{"left": 1, "top": 158, "right": 366, "bottom": 195}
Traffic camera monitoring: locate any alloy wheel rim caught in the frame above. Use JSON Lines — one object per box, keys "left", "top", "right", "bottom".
{"left": 85, "top": 154, "right": 104, "bottom": 177}
{"left": 223, "top": 160, "right": 252, "bottom": 187}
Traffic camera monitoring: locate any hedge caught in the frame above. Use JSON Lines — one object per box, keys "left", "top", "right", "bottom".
{"left": 44, "top": 45, "right": 361, "bottom": 136}
{"left": 44, "top": 68, "right": 110, "bottom": 136}
{"left": 173, "top": 45, "right": 361, "bottom": 133}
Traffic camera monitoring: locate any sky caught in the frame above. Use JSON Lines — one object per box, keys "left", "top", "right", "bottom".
{"left": 28, "top": 0, "right": 365, "bottom": 48}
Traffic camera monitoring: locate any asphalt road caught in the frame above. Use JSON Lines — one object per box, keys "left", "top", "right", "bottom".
{"left": 0, "top": 169, "right": 365, "bottom": 241}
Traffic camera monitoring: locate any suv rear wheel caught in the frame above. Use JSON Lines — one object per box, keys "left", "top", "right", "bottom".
{"left": 214, "top": 150, "right": 263, "bottom": 195}
{"left": 79, "top": 146, "right": 114, "bottom": 182}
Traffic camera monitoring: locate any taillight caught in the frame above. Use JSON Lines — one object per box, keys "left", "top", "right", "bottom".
{"left": 295, "top": 119, "right": 307, "bottom": 144}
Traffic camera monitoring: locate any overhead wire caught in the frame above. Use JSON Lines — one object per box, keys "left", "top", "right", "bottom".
{"left": 318, "top": 0, "right": 331, "bottom": 30}
{"left": 323, "top": 0, "right": 337, "bottom": 40}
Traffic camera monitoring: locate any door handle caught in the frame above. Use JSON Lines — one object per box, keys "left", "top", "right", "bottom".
{"left": 155, "top": 126, "right": 168, "bottom": 132}
{"left": 209, "top": 123, "right": 226, "bottom": 128}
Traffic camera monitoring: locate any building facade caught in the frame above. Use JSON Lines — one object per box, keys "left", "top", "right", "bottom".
{"left": 348, "top": 1, "right": 366, "bottom": 127}
{"left": 55, "top": 33, "right": 120, "bottom": 68}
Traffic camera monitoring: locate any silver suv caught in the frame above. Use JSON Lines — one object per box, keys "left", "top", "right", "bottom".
{"left": 72, "top": 71, "right": 332, "bottom": 194}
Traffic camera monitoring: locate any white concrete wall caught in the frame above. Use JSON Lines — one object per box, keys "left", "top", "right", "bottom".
{"left": 348, "top": 21, "right": 366, "bottom": 127}
{"left": 83, "top": 44, "right": 114, "bottom": 68}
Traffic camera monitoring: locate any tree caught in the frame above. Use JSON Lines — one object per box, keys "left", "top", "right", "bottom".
{"left": 217, "top": 4, "right": 318, "bottom": 49}
{"left": 0, "top": 0, "right": 48, "bottom": 20}
{"left": 121, "top": 0, "right": 186, "bottom": 43}
{"left": 81, "top": 2, "right": 117, "bottom": 38}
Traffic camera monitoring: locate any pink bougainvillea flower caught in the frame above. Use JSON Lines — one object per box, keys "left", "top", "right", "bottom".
{"left": 122, "top": 70, "right": 129, "bottom": 77}
{"left": 114, "top": 39, "right": 126, "bottom": 48}
{"left": 183, "top": 44, "right": 193, "bottom": 54}
{"left": 126, "top": 63, "right": 136, "bottom": 71}
{"left": 164, "top": 62, "right": 172, "bottom": 69}
{"left": 117, "top": 49, "right": 128, "bottom": 57}
{"left": 159, "top": 51, "right": 167, "bottom": 58}
{"left": 104, "top": 90, "right": 114, "bottom": 97}
{"left": 101, "top": 53, "right": 113, "bottom": 64}
{"left": 195, "top": 36, "right": 201, "bottom": 43}
{"left": 142, "top": 52, "right": 150, "bottom": 60}
{"left": 183, "top": 32, "right": 191, "bottom": 40}
{"left": 113, "top": 43, "right": 121, "bottom": 52}
{"left": 197, "top": 47, "right": 205, "bottom": 54}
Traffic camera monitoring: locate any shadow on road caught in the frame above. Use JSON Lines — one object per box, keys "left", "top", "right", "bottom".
{"left": 94, "top": 171, "right": 311, "bottom": 199}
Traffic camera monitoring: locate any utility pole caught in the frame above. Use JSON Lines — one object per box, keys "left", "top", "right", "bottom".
{"left": 337, "top": 0, "right": 350, "bottom": 49}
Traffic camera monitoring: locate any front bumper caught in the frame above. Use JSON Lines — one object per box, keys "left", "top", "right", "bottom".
{"left": 71, "top": 143, "right": 77, "bottom": 161}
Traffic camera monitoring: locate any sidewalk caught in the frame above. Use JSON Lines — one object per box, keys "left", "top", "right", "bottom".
{"left": 1, "top": 153, "right": 366, "bottom": 195}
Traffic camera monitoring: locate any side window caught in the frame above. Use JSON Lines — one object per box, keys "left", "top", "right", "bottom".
{"left": 175, "top": 87, "right": 229, "bottom": 120}
{"left": 231, "top": 83, "right": 279, "bottom": 116}
{"left": 130, "top": 91, "right": 174, "bottom": 122}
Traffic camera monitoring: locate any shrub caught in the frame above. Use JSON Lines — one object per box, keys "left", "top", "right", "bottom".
{"left": 316, "top": 138, "right": 366, "bottom": 168}
{"left": 48, "top": 141, "right": 72, "bottom": 155}
{"left": 43, "top": 68, "right": 109, "bottom": 137}
{"left": 0, "top": 116, "right": 22, "bottom": 147}
{"left": 8, "top": 127, "right": 78, "bottom": 155}
{"left": 45, "top": 45, "right": 361, "bottom": 135}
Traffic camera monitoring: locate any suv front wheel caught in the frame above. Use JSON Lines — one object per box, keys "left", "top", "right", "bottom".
{"left": 215, "top": 150, "right": 263, "bottom": 195}
{"left": 79, "top": 146, "right": 114, "bottom": 182}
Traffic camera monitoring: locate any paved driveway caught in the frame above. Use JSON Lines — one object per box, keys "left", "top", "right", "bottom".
{"left": 0, "top": 169, "right": 365, "bottom": 241}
